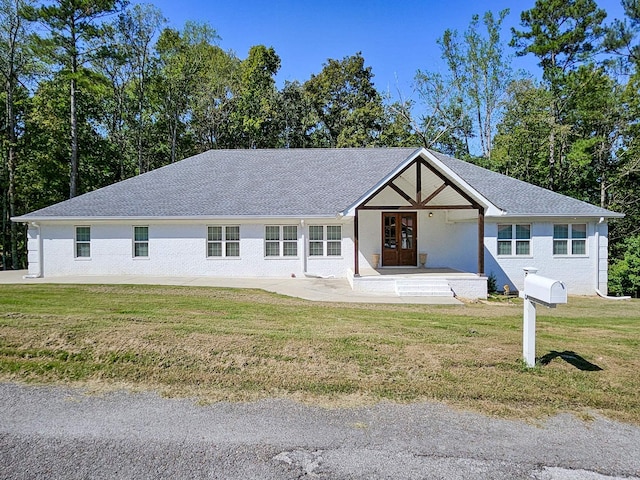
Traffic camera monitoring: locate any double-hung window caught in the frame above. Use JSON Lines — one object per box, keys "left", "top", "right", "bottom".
{"left": 554, "top": 224, "right": 586, "bottom": 255}
{"left": 265, "top": 225, "right": 297, "bottom": 257}
{"left": 207, "top": 226, "right": 240, "bottom": 257}
{"left": 309, "top": 225, "right": 342, "bottom": 257}
{"left": 497, "top": 224, "right": 531, "bottom": 256}
{"left": 133, "top": 226, "right": 149, "bottom": 257}
{"left": 75, "top": 226, "right": 91, "bottom": 258}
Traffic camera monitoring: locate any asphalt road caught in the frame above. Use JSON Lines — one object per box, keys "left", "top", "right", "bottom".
{"left": 1, "top": 383, "right": 639, "bottom": 480}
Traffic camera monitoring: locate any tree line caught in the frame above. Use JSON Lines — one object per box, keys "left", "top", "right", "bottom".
{"left": 1, "top": 0, "right": 639, "bottom": 295}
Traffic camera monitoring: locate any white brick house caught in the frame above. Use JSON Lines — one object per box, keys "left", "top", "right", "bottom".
{"left": 13, "top": 148, "right": 622, "bottom": 299}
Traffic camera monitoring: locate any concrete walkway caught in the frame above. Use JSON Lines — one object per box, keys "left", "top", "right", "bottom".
{"left": 0, "top": 270, "right": 462, "bottom": 305}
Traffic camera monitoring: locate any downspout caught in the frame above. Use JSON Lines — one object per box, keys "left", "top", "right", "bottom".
{"left": 300, "top": 219, "right": 306, "bottom": 276}
{"left": 23, "top": 222, "right": 43, "bottom": 278}
{"left": 595, "top": 217, "right": 630, "bottom": 300}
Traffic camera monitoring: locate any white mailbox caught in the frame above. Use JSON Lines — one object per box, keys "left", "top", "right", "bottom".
{"left": 519, "top": 269, "right": 568, "bottom": 368}
{"left": 523, "top": 274, "right": 567, "bottom": 306}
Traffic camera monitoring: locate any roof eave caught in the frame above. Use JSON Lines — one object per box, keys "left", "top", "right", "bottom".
{"left": 12, "top": 214, "right": 344, "bottom": 223}
{"left": 490, "top": 212, "right": 625, "bottom": 219}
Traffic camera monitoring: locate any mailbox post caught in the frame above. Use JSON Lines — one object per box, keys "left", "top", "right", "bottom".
{"left": 519, "top": 268, "right": 567, "bottom": 367}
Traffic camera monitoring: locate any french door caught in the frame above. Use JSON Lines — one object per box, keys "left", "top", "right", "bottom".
{"left": 382, "top": 212, "right": 417, "bottom": 267}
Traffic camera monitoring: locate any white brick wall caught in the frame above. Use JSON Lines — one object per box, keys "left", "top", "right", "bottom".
{"left": 38, "top": 220, "right": 351, "bottom": 279}
{"left": 31, "top": 216, "right": 608, "bottom": 296}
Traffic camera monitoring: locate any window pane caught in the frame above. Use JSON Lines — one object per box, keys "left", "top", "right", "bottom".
{"left": 309, "top": 241, "right": 323, "bottom": 256}
{"left": 554, "top": 240, "right": 568, "bottom": 255}
{"left": 226, "top": 242, "right": 240, "bottom": 257}
{"left": 572, "top": 239, "right": 586, "bottom": 255}
{"left": 134, "top": 226, "right": 148, "bottom": 242}
{"left": 76, "top": 227, "right": 90, "bottom": 242}
{"left": 515, "top": 224, "right": 530, "bottom": 240}
{"left": 283, "top": 226, "right": 297, "bottom": 241}
{"left": 498, "top": 225, "right": 512, "bottom": 240}
{"left": 554, "top": 224, "right": 568, "bottom": 239}
{"left": 309, "top": 226, "right": 324, "bottom": 241}
{"left": 497, "top": 241, "right": 512, "bottom": 255}
{"left": 76, "top": 243, "right": 90, "bottom": 258}
{"left": 572, "top": 224, "right": 587, "bottom": 239}
{"left": 327, "top": 226, "right": 341, "bottom": 241}
{"left": 516, "top": 240, "right": 530, "bottom": 255}
{"left": 134, "top": 242, "right": 148, "bottom": 257}
{"left": 283, "top": 241, "right": 297, "bottom": 256}
{"left": 327, "top": 241, "right": 341, "bottom": 256}
{"left": 225, "top": 226, "right": 240, "bottom": 241}
{"left": 208, "top": 226, "right": 222, "bottom": 242}
{"left": 265, "top": 226, "right": 280, "bottom": 241}
{"left": 208, "top": 242, "right": 222, "bottom": 257}
{"left": 265, "top": 242, "right": 280, "bottom": 256}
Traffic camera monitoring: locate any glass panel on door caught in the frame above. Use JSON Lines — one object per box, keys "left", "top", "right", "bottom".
{"left": 384, "top": 215, "right": 396, "bottom": 250}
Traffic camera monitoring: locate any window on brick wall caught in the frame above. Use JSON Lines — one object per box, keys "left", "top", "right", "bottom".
{"left": 497, "top": 224, "right": 531, "bottom": 256}
{"left": 309, "top": 225, "right": 342, "bottom": 257}
{"left": 265, "top": 225, "right": 297, "bottom": 257}
{"left": 554, "top": 223, "right": 587, "bottom": 255}
{"left": 75, "top": 226, "right": 91, "bottom": 258}
{"left": 207, "top": 226, "right": 240, "bottom": 257}
{"left": 133, "top": 226, "right": 149, "bottom": 257}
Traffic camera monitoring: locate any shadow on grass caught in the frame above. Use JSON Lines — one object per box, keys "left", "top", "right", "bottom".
{"left": 538, "top": 351, "right": 603, "bottom": 371}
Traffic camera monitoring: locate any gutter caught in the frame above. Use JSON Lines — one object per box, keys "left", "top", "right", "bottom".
{"left": 12, "top": 214, "right": 341, "bottom": 223}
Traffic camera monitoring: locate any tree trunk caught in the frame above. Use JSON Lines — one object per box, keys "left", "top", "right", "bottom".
{"left": 70, "top": 75, "right": 78, "bottom": 198}
{"left": 548, "top": 97, "right": 557, "bottom": 191}
{"left": 7, "top": 79, "right": 18, "bottom": 269}
{"left": 170, "top": 115, "right": 177, "bottom": 163}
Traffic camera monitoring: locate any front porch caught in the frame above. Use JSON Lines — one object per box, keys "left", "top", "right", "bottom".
{"left": 347, "top": 267, "right": 488, "bottom": 300}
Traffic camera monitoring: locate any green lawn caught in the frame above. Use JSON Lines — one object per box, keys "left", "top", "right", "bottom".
{"left": 1, "top": 284, "right": 639, "bottom": 423}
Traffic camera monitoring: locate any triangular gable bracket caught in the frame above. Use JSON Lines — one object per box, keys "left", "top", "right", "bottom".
{"left": 358, "top": 155, "right": 480, "bottom": 211}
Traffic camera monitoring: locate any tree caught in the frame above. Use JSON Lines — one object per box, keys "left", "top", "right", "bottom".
{"left": 0, "top": 0, "right": 35, "bottom": 268}
{"left": 462, "top": 10, "right": 511, "bottom": 159}
{"left": 188, "top": 42, "right": 238, "bottom": 151}
{"left": 304, "top": 52, "right": 384, "bottom": 147}
{"left": 275, "top": 80, "right": 316, "bottom": 148}
{"left": 608, "top": 234, "right": 640, "bottom": 297}
{"left": 228, "top": 45, "right": 281, "bottom": 148}
{"left": 604, "top": 0, "right": 640, "bottom": 70}
{"left": 511, "top": 0, "right": 606, "bottom": 190}
{"left": 413, "top": 69, "right": 473, "bottom": 157}
{"left": 115, "top": 3, "right": 164, "bottom": 174}
{"left": 492, "top": 78, "right": 554, "bottom": 184}
{"left": 413, "top": 10, "right": 512, "bottom": 159}
{"left": 27, "top": 0, "right": 126, "bottom": 198}
{"left": 153, "top": 22, "right": 220, "bottom": 165}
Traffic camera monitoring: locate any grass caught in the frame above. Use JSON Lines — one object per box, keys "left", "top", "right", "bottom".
{"left": 0, "top": 284, "right": 639, "bottom": 424}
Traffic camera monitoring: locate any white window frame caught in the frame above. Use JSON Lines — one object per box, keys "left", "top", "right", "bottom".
{"left": 553, "top": 223, "right": 587, "bottom": 256}
{"left": 497, "top": 224, "right": 531, "bottom": 256}
{"left": 133, "top": 226, "right": 149, "bottom": 258}
{"left": 265, "top": 225, "right": 298, "bottom": 257}
{"left": 308, "top": 225, "right": 342, "bottom": 257}
{"left": 207, "top": 225, "right": 240, "bottom": 258}
{"left": 74, "top": 226, "right": 91, "bottom": 259}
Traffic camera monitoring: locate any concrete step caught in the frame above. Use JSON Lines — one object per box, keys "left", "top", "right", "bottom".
{"left": 395, "top": 279, "right": 453, "bottom": 297}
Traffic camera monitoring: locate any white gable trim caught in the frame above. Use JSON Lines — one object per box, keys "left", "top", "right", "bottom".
{"left": 341, "top": 148, "right": 503, "bottom": 217}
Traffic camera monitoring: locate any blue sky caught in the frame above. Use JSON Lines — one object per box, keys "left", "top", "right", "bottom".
{"left": 141, "top": 0, "right": 626, "bottom": 99}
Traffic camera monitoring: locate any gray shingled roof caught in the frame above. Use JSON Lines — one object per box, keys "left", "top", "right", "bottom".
{"left": 15, "top": 148, "right": 621, "bottom": 220}
{"left": 429, "top": 150, "right": 622, "bottom": 217}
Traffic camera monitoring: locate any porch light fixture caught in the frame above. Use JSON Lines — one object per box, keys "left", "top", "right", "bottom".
{"left": 428, "top": 212, "right": 433, "bottom": 217}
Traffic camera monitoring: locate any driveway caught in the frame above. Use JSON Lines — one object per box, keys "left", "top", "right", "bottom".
{"left": 1, "top": 383, "right": 638, "bottom": 479}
